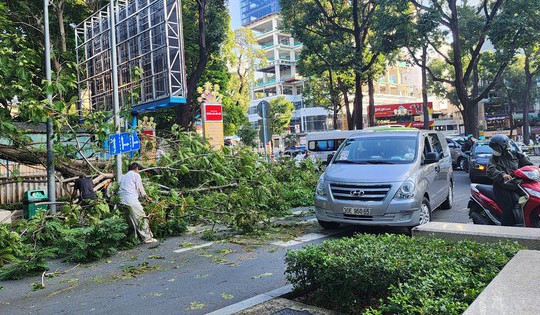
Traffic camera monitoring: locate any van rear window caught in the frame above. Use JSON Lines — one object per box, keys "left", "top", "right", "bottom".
{"left": 308, "top": 139, "right": 346, "bottom": 151}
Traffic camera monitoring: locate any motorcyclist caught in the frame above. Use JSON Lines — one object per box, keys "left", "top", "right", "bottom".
{"left": 461, "top": 134, "right": 475, "bottom": 153}
{"left": 486, "top": 134, "right": 532, "bottom": 226}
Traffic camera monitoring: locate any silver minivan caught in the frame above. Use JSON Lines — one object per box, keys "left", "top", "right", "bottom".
{"left": 315, "top": 129, "right": 453, "bottom": 228}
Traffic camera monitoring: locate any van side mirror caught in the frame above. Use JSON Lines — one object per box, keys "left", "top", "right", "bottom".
{"left": 327, "top": 153, "right": 335, "bottom": 164}
{"left": 423, "top": 152, "right": 439, "bottom": 165}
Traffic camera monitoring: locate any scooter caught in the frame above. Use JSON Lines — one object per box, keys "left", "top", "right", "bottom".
{"left": 468, "top": 165, "right": 540, "bottom": 228}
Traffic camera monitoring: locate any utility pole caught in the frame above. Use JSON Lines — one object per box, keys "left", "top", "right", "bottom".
{"left": 44, "top": 0, "right": 56, "bottom": 213}
{"left": 110, "top": 0, "right": 122, "bottom": 181}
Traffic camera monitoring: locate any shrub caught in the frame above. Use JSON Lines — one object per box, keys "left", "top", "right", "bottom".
{"left": 285, "top": 234, "right": 522, "bottom": 314}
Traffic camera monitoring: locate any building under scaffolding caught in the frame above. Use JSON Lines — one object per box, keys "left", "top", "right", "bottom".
{"left": 75, "top": 0, "right": 186, "bottom": 114}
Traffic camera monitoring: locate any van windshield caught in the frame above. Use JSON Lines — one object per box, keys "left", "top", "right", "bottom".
{"left": 334, "top": 137, "right": 418, "bottom": 164}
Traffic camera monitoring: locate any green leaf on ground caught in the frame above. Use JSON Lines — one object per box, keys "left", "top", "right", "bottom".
{"left": 147, "top": 292, "right": 164, "bottom": 297}
{"left": 148, "top": 255, "right": 165, "bottom": 260}
{"left": 252, "top": 273, "right": 273, "bottom": 279}
{"left": 186, "top": 301, "right": 205, "bottom": 310}
{"left": 221, "top": 293, "right": 234, "bottom": 299}
{"left": 195, "top": 274, "right": 210, "bottom": 279}
{"left": 31, "top": 282, "right": 45, "bottom": 291}
{"left": 215, "top": 248, "right": 233, "bottom": 255}
{"left": 211, "top": 257, "right": 228, "bottom": 264}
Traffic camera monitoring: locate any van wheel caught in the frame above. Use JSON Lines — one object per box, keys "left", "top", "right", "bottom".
{"left": 419, "top": 198, "right": 431, "bottom": 225}
{"left": 440, "top": 184, "right": 453, "bottom": 210}
{"left": 318, "top": 220, "right": 340, "bottom": 229}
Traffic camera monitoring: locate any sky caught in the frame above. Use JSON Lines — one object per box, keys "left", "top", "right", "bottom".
{"left": 229, "top": 0, "right": 242, "bottom": 30}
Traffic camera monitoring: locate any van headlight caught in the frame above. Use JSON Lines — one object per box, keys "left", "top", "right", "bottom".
{"left": 316, "top": 175, "right": 327, "bottom": 196}
{"left": 394, "top": 180, "right": 415, "bottom": 199}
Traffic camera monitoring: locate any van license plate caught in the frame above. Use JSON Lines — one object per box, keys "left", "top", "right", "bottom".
{"left": 343, "top": 207, "right": 371, "bottom": 216}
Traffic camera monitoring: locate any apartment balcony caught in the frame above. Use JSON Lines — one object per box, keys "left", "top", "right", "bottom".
{"left": 255, "top": 79, "right": 277, "bottom": 88}
{"left": 256, "top": 58, "right": 296, "bottom": 72}
{"left": 253, "top": 28, "right": 273, "bottom": 38}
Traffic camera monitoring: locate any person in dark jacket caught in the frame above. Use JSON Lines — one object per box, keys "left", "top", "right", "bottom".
{"left": 71, "top": 175, "right": 97, "bottom": 206}
{"left": 461, "top": 134, "right": 475, "bottom": 153}
{"left": 486, "top": 134, "right": 532, "bottom": 226}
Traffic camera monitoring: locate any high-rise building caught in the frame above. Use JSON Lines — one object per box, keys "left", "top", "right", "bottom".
{"left": 245, "top": 13, "right": 332, "bottom": 138}
{"left": 241, "top": 0, "right": 280, "bottom": 26}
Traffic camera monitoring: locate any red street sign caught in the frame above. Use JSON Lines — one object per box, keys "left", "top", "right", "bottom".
{"left": 204, "top": 104, "right": 223, "bottom": 121}
{"left": 374, "top": 102, "right": 433, "bottom": 118}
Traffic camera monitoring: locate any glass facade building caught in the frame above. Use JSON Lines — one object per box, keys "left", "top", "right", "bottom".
{"left": 241, "top": 0, "right": 280, "bottom": 25}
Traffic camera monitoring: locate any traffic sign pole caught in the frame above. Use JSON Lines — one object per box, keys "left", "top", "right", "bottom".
{"left": 262, "top": 106, "right": 268, "bottom": 162}
{"left": 110, "top": 0, "right": 122, "bottom": 182}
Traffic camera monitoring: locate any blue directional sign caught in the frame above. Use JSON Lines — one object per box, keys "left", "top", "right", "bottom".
{"left": 108, "top": 132, "right": 141, "bottom": 156}
{"left": 130, "top": 132, "right": 140, "bottom": 150}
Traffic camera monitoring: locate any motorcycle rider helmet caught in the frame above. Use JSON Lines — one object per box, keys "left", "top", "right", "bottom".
{"left": 489, "top": 134, "right": 509, "bottom": 156}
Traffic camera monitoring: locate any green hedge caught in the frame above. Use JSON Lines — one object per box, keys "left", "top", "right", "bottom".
{"left": 285, "top": 234, "right": 522, "bottom": 314}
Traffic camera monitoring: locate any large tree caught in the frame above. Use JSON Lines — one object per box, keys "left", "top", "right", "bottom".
{"left": 176, "top": 0, "right": 229, "bottom": 130}
{"left": 281, "top": 0, "right": 413, "bottom": 130}
{"left": 410, "top": 0, "right": 525, "bottom": 136}
{"left": 269, "top": 96, "right": 294, "bottom": 135}
{"left": 491, "top": 0, "right": 540, "bottom": 144}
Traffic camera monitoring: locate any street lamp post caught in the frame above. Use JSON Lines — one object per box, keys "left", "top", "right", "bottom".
{"left": 44, "top": 0, "right": 56, "bottom": 213}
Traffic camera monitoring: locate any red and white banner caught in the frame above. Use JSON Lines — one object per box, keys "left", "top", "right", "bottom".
{"left": 204, "top": 103, "right": 223, "bottom": 122}
{"left": 374, "top": 102, "right": 433, "bottom": 118}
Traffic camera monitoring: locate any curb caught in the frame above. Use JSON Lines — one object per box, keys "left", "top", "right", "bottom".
{"left": 206, "top": 285, "right": 293, "bottom": 315}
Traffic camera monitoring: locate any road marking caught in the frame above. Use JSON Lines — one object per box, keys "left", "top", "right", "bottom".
{"left": 173, "top": 242, "right": 214, "bottom": 253}
{"left": 205, "top": 284, "right": 293, "bottom": 315}
{"left": 270, "top": 232, "right": 337, "bottom": 247}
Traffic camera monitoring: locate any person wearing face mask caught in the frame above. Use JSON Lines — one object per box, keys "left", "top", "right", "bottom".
{"left": 487, "top": 134, "right": 533, "bottom": 226}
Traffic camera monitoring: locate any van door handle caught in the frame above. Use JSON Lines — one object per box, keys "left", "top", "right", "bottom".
{"left": 435, "top": 165, "right": 440, "bottom": 173}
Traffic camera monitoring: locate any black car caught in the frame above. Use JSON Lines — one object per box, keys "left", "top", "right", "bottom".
{"left": 468, "top": 140, "right": 522, "bottom": 183}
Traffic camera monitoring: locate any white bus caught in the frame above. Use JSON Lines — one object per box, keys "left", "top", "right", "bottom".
{"left": 306, "top": 130, "right": 360, "bottom": 162}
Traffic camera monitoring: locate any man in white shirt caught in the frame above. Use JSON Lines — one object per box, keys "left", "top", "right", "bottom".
{"left": 118, "top": 163, "right": 157, "bottom": 243}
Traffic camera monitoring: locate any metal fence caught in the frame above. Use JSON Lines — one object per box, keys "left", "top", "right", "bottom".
{"left": 0, "top": 175, "right": 70, "bottom": 204}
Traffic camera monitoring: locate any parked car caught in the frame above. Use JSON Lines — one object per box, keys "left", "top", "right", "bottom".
{"left": 468, "top": 140, "right": 523, "bottom": 183}
{"left": 446, "top": 138, "right": 468, "bottom": 170}
{"left": 283, "top": 147, "right": 306, "bottom": 158}
{"left": 515, "top": 141, "right": 530, "bottom": 153}
{"left": 316, "top": 129, "right": 453, "bottom": 229}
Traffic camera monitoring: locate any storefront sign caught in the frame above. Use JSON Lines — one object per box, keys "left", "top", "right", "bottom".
{"left": 204, "top": 104, "right": 223, "bottom": 121}
{"left": 374, "top": 102, "right": 433, "bottom": 118}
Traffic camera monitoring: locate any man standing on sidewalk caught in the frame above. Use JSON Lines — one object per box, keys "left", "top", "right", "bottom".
{"left": 118, "top": 163, "right": 157, "bottom": 243}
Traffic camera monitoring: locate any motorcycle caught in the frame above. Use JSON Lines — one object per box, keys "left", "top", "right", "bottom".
{"left": 468, "top": 165, "right": 540, "bottom": 228}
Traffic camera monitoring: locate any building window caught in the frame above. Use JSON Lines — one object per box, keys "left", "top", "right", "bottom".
{"left": 389, "top": 75, "right": 397, "bottom": 84}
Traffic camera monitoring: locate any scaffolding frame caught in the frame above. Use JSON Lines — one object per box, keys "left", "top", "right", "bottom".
{"left": 75, "top": 0, "right": 186, "bottom": 114}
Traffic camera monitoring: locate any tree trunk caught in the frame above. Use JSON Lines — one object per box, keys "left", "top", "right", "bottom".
{"left": 353, "top": 74, "right": 363, "bottom": 129}
{"left": 368, "top": 75, "right": 375, "bottom": 127}
{"left": 421, "top": 45, "right": 429, "bottom": 130}
{"left": 523, "top": 53, "right": 533, "bottom": 145}
{"left": 338, "top": 77, "right": 353, "bottom": 130}
{"left": 57, "top": 0, "right": 67, "bottom": 53}
{"left": 328, "top": 71, "right": 339, "bottom": 130}
{"left": 472, "top": 63, "right": 480, "bottom": 136}
{"left": 509, "top": 99, "right": 515, "bottom": 138}
{"left": 176, "top": 0, "right": 208, "bottom": 130}
{"left": 352, "top": 0, "right": 363, "bottom": 130}
{"left": 0, "top": 144, "right": 107, "bottom": 178}
{"left": 463, "top": 102, "right": 479, "bottom": 137}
